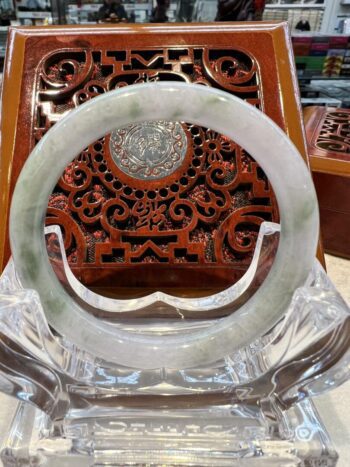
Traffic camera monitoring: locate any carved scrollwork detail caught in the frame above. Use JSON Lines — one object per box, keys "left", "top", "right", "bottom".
{"left": 40, "top": 50, "right": 94, "bottom": 100}
{"left": 215, "top": 205, "right": 273, "bottom": 262}
{"left": 101, "top": 198, "right": 130, "bottom": 233}
{"left": 59, "top": 161, "right": 92, "bottom": 192}
{"left": 315, "top": 110, "right": 350, "bottom": 154}
{"left": 69, "top": 187, "right": 107, "bottom": 224}
{"left": 73, "top": 80, "right": 107, "bottom": 106}
{"left": 36, "top": 45, "right": 278, "bottom": 271}
{"left": 166, "top": 197, "right": 197, "bottom": 233}
{"left": 202, "top": 49, "right": 259, "bottom": 94}
{"left": 46, "top": 206, "right": 87, "bottom": 266}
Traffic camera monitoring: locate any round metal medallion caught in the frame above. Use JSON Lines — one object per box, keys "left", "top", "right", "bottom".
{"left": 110, "top": 121, "right": 187, "bottom": 180}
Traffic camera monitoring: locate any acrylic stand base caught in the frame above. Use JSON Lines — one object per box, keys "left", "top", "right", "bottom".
{"left": 2, "top": 397, "right": 338, "bottom": 466}
{"left": 0, "top": 223, "right": 349, "bottom": 466}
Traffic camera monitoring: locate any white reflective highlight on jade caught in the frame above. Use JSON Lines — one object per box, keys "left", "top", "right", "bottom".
{"left": 9, "top": 83, "right": 319, "bottom": 370}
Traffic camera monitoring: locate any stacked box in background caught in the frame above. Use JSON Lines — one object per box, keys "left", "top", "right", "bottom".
{"left": 292, "top": 35, "right": 350, "bottom": 77}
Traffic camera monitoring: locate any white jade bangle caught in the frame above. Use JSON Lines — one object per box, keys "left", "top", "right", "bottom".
{"left": 9, "top": 83, "right": 319, "bottom": 370}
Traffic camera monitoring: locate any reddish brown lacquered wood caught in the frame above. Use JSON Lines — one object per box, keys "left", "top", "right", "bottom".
{"left": 0, "top": 23, "right": 318, "bottom": 295}
{"left": 305, "top": 106, "right": 350, "bottom": 258}
{"left": 304, "top": 106, "right": 350, "bottom": 177}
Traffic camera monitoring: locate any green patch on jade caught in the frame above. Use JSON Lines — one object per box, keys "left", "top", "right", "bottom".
{"left": 129, "top": 100, "right": 142, "bottom": 120}
{"left": 20, "top": 247, "right": 40, "bottom": 283}
{"left": 45, "top": 296, "right": 66, "bottom": 316}
{"left": 205, "top": 96, "right": 226, "bottom": 107}
{"left": 171, "top": 109, "right": 183, "bottom": 120}
{"left": 294, "top": 198, "right": 317, "bottom": 230}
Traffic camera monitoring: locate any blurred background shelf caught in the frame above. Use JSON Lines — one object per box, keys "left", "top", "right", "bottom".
{"left": 0, "top": 0, "right": 349, "bottom": 101}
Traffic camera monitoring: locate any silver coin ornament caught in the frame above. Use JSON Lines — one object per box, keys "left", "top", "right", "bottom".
{"left": 110, "top": 121, "right": 187, "bottom": 180}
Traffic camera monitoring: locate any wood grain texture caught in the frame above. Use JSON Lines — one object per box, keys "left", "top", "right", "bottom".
{"left": 0, "top": 23, "right": 321, "bottom": 296}
{"left": 304, "top": 106, "right": 350, "bottom": 177}
{"left": 305, "top": 106, "right": 350, "bottom": 258}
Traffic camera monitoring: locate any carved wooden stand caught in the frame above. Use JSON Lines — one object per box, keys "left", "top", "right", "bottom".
{"left": 0, "top": 22, "right": 316, "bottom": 297}
{"left": 305, "top": 106, "right": 350, "bottom": 258}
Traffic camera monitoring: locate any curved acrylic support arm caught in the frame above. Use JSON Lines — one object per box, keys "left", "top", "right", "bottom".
{"left": 47, "top": 221, "right": 278, "bottom": 318}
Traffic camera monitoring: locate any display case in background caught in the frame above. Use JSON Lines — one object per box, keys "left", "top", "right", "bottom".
{"left": 0, "top": 0, "right": 180, "bottom": 26}
{"left": 0, "top": 1, "right": 350, "bottom": 106}
{"left": 13, "top": 0, "right": 52, "bottom": 24}
{"left": 67, "top": 1, "right": 153, "bottom": 25}
{"left": 264, "top": 0, "right": 350, "bottom": 34}
{"left": 264, "top": 0, "right": 325, "bottom": 33}
{"left": 293, "top": 34, "right": 350, "bottom": 108}
{"left": 189, "top": 0, "right": 350, "bottom": 33}
{"left": 0, "top": 0, "right": 348, "bottom": 32}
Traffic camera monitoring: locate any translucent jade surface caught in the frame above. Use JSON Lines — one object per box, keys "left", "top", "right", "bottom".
{"left": 9, "top": 83, "right": 319, "bottom": 369}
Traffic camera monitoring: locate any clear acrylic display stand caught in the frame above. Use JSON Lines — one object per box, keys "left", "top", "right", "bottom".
{"left": 0, "top": 222, "right": 349, "bottom": 466}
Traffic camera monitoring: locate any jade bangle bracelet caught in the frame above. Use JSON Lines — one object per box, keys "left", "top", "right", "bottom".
{"left": 9, "top": 83, "right": 319, "bottom": 370}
